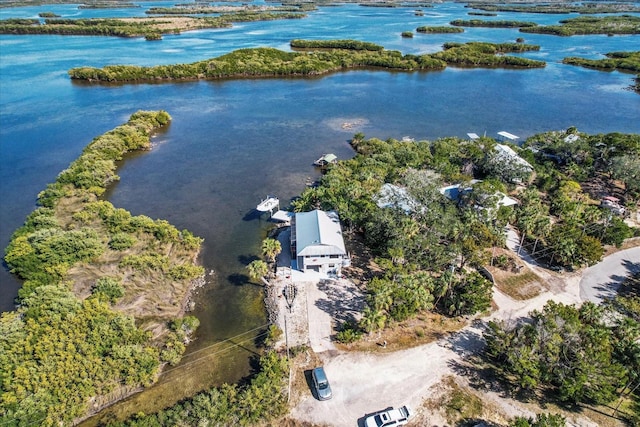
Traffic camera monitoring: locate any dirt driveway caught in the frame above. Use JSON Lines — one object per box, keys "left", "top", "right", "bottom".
{"left": 277, "top": 236, "right": 638, "bottom": 426}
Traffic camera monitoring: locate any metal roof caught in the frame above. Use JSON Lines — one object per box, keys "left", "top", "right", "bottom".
{"left": 495, "top": 144, "right": 533, "bottom": 170}
{"left": 322, "top": 153, "right": 337, "bottom": 163}
{"left": 376, "top": 183, "right": 414, "bottom": 213}
{"left": 497, "top": 131, "right": 519, "bottom": 141}
{"left": 295, "top": 210, "right": 346, "bottom": 257}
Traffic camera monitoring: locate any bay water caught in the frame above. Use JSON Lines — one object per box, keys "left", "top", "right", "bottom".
{"left": 1, "top": 1, "right": 639, "bottom": 421}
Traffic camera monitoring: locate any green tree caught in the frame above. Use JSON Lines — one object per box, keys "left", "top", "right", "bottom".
{"left": 246, "top": 260, "right": 268, "bottom": 282}
{"left": 261, "top": 237, "right": 282, "bottom": 269}
{"left": 443, "top": 271, "right": 492, "bottom": 316}
{"left": 484, "top": 301, "right": 630, "bottom": 405}
{"left": 610, "top": 154, "right": 640, "bottom": 196}
{"left": 91, "top": 276, "right": 124, "bottom": 303}
{"left": 360, "top": 306, "right": 387, "bottom": 333}
{"left": 511, "top": 413, "right": 566, "bottom": 427}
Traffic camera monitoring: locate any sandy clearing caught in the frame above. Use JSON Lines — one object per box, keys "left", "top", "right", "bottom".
{"left": 279, "top": 230, "right": 638, "bottom": 427}
{"left": 291, "top": 340, "right": 464, "bottom": 426}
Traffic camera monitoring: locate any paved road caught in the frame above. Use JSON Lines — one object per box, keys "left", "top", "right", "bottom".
{"left": 579, "top": 247, "right": 640, "bottom": 304}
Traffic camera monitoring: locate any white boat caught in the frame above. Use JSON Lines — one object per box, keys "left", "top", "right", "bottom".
{"left": 256, "top": 195, "right": 279, "bottom": 212}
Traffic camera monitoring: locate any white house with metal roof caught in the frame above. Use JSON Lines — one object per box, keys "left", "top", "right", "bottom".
{"left": 290, "top": 210, "right": 350, "bottom": 274}
{"left": 494, "top": 144, "right": 533, "bottom": 171}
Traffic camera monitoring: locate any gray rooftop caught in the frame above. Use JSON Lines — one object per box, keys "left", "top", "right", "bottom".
{"left": 295, "top": 210, "right": 347, "bottom": 257}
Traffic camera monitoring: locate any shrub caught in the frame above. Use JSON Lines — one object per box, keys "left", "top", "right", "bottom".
{"left": 119, "top": 253, "right": 169, "bottom": 272}
{"left": 168, "top": 264, "right": 205, "bottom": 280}
{"left": 108, "top": 232, "right": 136, "bottom": 250}
{"left": 335, "top": 320, "right": 363, "bottom": 343}
{"left": 91, "top": 276, "right": 125, "bottom": 303}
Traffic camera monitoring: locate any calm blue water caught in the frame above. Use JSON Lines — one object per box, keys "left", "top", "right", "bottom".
{"left": 1, "top": 0, "right": 639, "bottom": 413}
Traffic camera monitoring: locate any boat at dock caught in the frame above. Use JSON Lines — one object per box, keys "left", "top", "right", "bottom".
{"left": 256, "top": 195, "right": 279, "bottom": 213}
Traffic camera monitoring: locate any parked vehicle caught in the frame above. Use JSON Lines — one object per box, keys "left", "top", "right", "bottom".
{"left": 364, "top": 405, "right": 412, "bottom": 427}
{"left": 311, "top": 367, "right": 332, "bottom": 400}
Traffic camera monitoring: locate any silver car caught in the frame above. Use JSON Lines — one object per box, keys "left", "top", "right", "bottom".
{"left": 311, "top": 367, "right": 332, "bottom": 400}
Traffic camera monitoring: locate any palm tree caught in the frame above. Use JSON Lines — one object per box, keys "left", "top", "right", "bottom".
{"left": 360, "top": 306, "right": 387, "bottom": 334}
{"left": 246, "top": 260, "right": 268, "bottom": 282}
{"left": 261, "top": 238, "right": 282, "bottom": 264}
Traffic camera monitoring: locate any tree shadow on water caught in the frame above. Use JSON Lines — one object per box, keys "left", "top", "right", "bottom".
{"left": 227, "top": 272, "right": 253, "bottom": 286}
{"left": 242, "top": 209, "right": 263, "bottom": 222}
{"left": 238, "top": 254, "right": 260, "bottom": 265}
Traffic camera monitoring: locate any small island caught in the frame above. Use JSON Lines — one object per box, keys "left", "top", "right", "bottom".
{"left": 450, "top": 19, "right": 538, "bottom": 28}
{"left": 416, "top": 25, "right": 464, "bottom": 33}
{"left": 521, "top": 15, "right": 640, "bottom": 36}
{"left": 67, "top": 40, "right": 545, "bottom": 84}
{"left": 562, "top": 51, "right": 640, "bottom": 93}
{"left": 563, "top": 51, "right": 640, "bottom": 73}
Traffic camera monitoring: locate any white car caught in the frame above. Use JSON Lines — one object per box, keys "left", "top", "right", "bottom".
{"left": 364, "top": 405, "right": 412, "bottom": 427}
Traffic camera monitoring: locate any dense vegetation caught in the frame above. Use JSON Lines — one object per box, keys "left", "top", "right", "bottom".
{"left": 293, "top": 129, "right": 638, "bottom": 340}
{"left": 450, "top": 19, "right": 538, "bottom": 28}
{"left": 295, "top": 135, "right": 512, "bottom": 336}
{"left": 431, "top": 42, "right": 544, "bottom": 68}
{"left": 485, "top": 299, "right": 639, "bottom": 424}
{"left": 519, "top": 129, "right": 640, "bottom": 266}
{"left": 108, "top": 351, "right": 289, "bottom": 427}
{"left": 1, "top": 111, "right": 204, "bottom": 426}
{"left": 563, "top": 51, "right": 640, "bottom": 73}
{"left": 0, "top": 16, "right": 225, "bottom": 38}
{"left": 521, "top": 15, "right": 640, "bottom": 36}
{"left": 68, "top": 41, "right": 545, "bottom": 83}
{"left": 290, "top": 38, "right": 384, "bottom": 51}
{"left": 0, "top": 12, "right": 306, "bottom": 39}
{"left": 416, "top": 25, "right": 464, "bottom": 33}
{"left": 468, "top": 11, "right": 497, "bottom": 17}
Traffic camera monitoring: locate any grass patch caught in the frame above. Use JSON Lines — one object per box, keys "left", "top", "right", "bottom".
{"left": 336, "top": 312, "right": 465, "bottom": 352}
{"left": 496, "top": 270, "right": 546, "bottom": 300}
{"left": 423, "top": 376, "right": 488, "bottom": 426}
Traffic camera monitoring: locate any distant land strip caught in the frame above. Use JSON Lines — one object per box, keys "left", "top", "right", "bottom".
{"left": 465, "top": 3, "right": 640, "bottom": 15}
{"left": 0, "top": 12, "right": 307, "bottom": 40}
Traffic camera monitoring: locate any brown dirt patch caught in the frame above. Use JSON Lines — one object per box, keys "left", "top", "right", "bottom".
{"left": 120, "top": 16, "right": 217, "bottom": 32}
{"left": 486, "top": 248, "right": 548, "bottom": 300}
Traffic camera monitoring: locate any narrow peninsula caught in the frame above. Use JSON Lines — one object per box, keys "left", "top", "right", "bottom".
{"left": 2, "top": 111, "right": 204, "bottom": 426}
